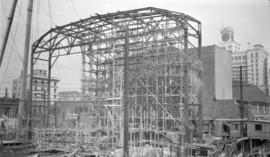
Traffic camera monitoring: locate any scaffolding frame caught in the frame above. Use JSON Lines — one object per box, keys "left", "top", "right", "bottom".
{"left": 30, "top": 7, "right": 202, "bottom": 154}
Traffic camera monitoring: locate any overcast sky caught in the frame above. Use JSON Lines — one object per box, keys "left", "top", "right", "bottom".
{"left": 0, "top": 0, "right": 270, "bottom": 96}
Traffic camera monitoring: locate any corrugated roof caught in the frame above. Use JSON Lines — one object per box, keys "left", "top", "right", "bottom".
{"left": 232, "top": 81, "right": 270, "bottom": 103}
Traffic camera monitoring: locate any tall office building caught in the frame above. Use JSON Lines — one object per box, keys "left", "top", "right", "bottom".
{"left": 246, "top": 45, "right": 269, "bottom": 93}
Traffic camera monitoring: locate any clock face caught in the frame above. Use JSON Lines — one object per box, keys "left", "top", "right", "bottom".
{"left": 222, "top": 33, "right": 230, "bottom": 42}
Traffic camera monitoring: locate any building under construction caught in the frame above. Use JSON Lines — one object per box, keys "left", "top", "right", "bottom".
{"left": 2, "top": 4, "right": 270, "bottom": 156}
{"left": 18, "top": 7, "right": 203, "bottom": 156}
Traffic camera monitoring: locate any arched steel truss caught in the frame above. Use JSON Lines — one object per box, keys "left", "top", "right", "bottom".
{"left": 30, "top": 7, "right": 202, "bottom": 153}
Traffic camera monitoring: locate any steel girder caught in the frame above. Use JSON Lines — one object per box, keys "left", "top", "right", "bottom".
{"left": 30, "top": 7, "right": 203, "bottom": 149}
{"left": 32, "top": 7, "right": 200, "bottom": 58}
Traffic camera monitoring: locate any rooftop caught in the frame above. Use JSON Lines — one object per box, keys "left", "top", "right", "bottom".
{"left": 233, "top": 80, "right": 270, "bottom": 103}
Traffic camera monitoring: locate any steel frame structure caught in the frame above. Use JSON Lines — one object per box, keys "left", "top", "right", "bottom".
{"left": 30, "top": 7, "right": 202, "bottom": 154}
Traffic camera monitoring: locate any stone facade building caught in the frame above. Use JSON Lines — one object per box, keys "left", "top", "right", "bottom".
{"left": 12, "top": 69, "right": 60, "bottom": 101}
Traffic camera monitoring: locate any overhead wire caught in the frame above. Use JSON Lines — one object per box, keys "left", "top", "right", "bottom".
{"left": 9, "top": 33, "right": 23, "bottom": 61}
{"left": 0, "top": 0, "right": 24, "bottom": 92}
{"left": 69, "top": 1, "right": 84, "bottom": 69}
{"left": 42, "top": 0, "right": 63, "bottom": 85}
{"left": 0, "top": 0, "right": 7, "bottom": 15}
{"left": 54, "top": 0, "right": 82, "bottom": 92}
{"left": 1, "top": 0, "right": 25, "bottom": 61}
{"left": 32, "top": 1, "right": 44, "bottom": 73}
{"left": 63, "top": 1, "right": 83, "bottom": 92}
{"left": 30, "top": 0, "right": 40, "bottom": 55}
{"left": 30, "top": 0, "right": 82, "bottom": 92}
{"left": 38, "top": 0, "right": 55, "bottom": 26}
{"left": 47, "top": 0, "right": 54, "bottom": 27}
{"left": 54, "top": 0, "right": 82, "bottom": 80}
{"left": 31, "top": 0, "right": 57, "bottom": 80}
{"left": 2, "top": 57, "right": 23, "bottom": 62}
{"left": 0, "top": 0, "right": 24, "bottom": 61}
{"left": 0, "top": 1, "right": 24, "bottom": 73}
{"left": 70, "top": 0, "right": 79, "bottom": 18}
{"left": 0, "top": 0, "right": 7, "bottom": 42}
{"left": 34, "top": 0, "right": 40, "bottom": 40}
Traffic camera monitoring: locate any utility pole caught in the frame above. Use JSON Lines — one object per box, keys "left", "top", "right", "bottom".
{"left": 264, "top": 59, "right": 269, "bottom": 96}
{"left": 16, "top": 0, "right": 34, "bottom": 141}
{"left": 240, "top": 65, "right": 244, "bottom": 136}
{"left": 197, "top": 23, "right": 203, "bottom": 143}
{"left": 28, "top": 50, "right": 34, "bottom": 140}
{"left": 5, "top": 87, "right": 8, "bottom": 98}
{"left": 0, "top": 0, "right": 18, "bottom": 67}
{"left": 182, "top": 24, "right": 190, "bottom": 157}
{"left": 239, "top": 65, "right": 245, "bottom": 154}
{"left": 123, "top": 27, "right": 129, "bottom": 157}
{"left": 47, "top": 53, "right": 52, "bottom": 128}
{"left": 43, "top": 89, "right": 46, "bottom": 128}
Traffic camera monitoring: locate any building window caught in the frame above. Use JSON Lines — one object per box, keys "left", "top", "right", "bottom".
{"left": 235, "top": 124, "right": 238, "bottom": 130}
{"left": 255, "top": 124, "right": 262, "bottom": 131}
{"left": 54, "top": 88, "right": 56, "bottom": 93}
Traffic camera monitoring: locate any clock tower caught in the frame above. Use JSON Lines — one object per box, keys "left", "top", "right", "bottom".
{"left": 221, "top": 27, "right": 234, "bottom": 42}
{"left": 219, "top": 27, "right": 240, "bottom": 53}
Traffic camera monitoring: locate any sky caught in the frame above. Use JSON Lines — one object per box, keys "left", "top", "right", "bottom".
{"left": 0, "top": 0, "right": 270, "bottom": 96}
